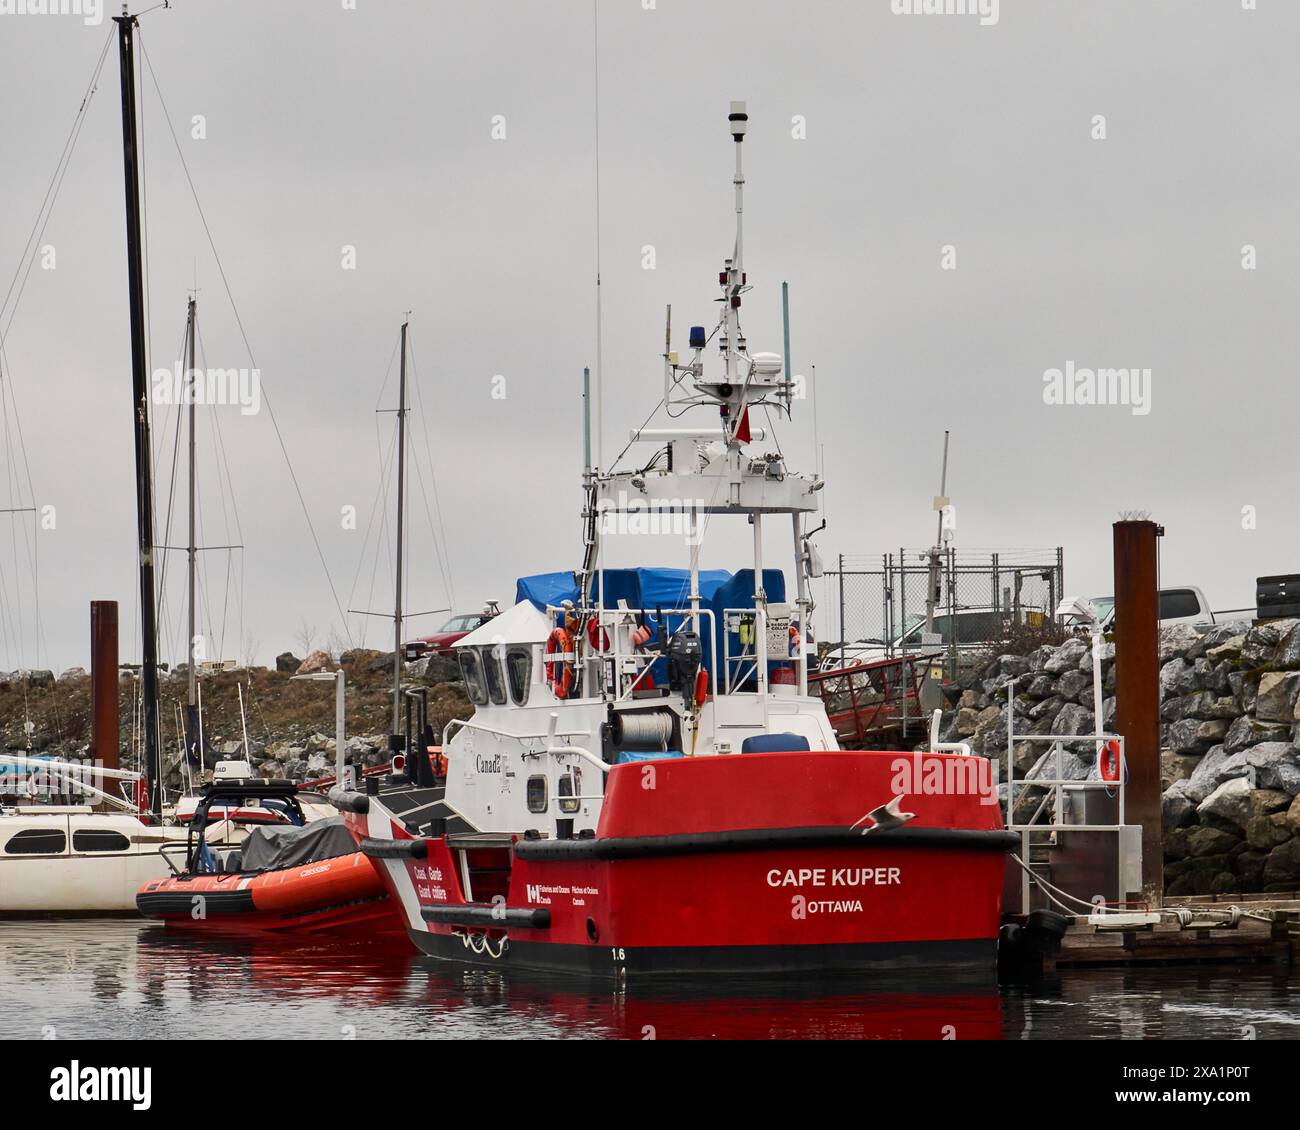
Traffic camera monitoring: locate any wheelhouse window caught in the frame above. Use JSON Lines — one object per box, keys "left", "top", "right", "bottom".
{"left": 72, "top": 829, "right": 131, "bottom": 853}
{"left": 458, "top": 649, "right": 488, "bottom": 705}
{"left": 526, "top": 775, "right": 548, "bottom": 814}
{"left": 4, "top": 828, "right": 67, "bottom": 855}
{"left": 557, "top": 770, "right": 581, "bottom": 815}
{"left": 482, "top": 646, "right": 507, "bottom": 705}
{"left": 505, "top": 646, "right": 532, "bottom": 706}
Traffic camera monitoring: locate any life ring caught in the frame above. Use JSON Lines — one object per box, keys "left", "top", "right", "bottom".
{"left": 545, "top": 627, "right": 575, "bottom": 700}
{"left": 1099, "top": 739, "right": 1122, "bottom": 784}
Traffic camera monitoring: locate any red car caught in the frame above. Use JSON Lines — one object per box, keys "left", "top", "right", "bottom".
{"left": 406, "top": 605, "right": 499, "bottom": 658}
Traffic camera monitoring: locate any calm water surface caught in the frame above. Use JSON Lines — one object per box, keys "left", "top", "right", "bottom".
{"left": 0, "top": 920, "right": 1296, "bottom": 1040}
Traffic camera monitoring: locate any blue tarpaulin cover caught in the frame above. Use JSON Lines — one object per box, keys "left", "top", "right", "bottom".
{"left": 515, "top": 568, "right": 732, "bottom": 614}
{"left": 514, "top": 567, "right": 787, "bottom": 680}
{"left": 615, "top": 749, "right": 685, "bottom": 764}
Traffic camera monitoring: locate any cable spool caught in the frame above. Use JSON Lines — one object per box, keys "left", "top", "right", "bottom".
{"left": 611, "top": 710, "right": 675, "bottom": 752}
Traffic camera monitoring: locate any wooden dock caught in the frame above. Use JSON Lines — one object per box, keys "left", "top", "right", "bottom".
{"left": 1042, "top": 895, "right": 1299, "bottom": 970}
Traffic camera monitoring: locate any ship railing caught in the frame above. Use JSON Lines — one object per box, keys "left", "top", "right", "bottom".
{"left": 721, "top": 606, "right": 770, "bottom": 694}
{"left": 584, "top": 605, "right": 720, "bottom": 704}
{"left": 1005, "top": 679, "right": 1133, "bottom": 916}
{"left": 441, "top": 716, "right": 608, "bottom": 776}
{"left": 805, "top": 653, "right": 927, "bottom": 745}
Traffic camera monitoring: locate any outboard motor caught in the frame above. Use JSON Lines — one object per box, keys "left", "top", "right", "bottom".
{"left": 667, "top": 630, "right": 703, "bottom": 710}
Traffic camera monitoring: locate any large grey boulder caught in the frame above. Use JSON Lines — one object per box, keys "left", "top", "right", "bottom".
{"left": 1050, "top": 702, "right": 1095, "bottom": 737}
{"left": 1273, "top": 622, "right": 1300, "bottom": 670}
{"left": 1256, "top": 671, "right": 1300, "bottom": 724}
{"left": 1240, "top": 742, "right": 1300, "bottom": 795}
{"left": 1263, "top": 839, "right": 1300, "bottom": 886}
{"left": 1164, "top": 780, "right": 1201, "bottom": 832}
{"left": 1242, "top": 620, "right": 1298, "bottom": 667}
{"left": 1165, "top": 717, "right": 1225, "bottom": 756}
{"left": 1198, "top": 620, "right": 1253, "bottom": 654}
{"left": 1027, "top": 644, "right": 1057, "bottom": 673}
{"left": 1079, "top": 640, "right": 1115, "bottom": 672}
{"left": 1197, "top": 777, "right": 1254, "bottom": 832}
{"left": 1160, "top": 658, "right": 1188, "bottom": 698}
{"left": 1246, "top": 813, "right": 1292, "bottom": 852}
{"left": 368, "top": 651, "right": 397, "bottom": 674}
{"left": 423, "top": 654, "right": 462, "bottom": 684}
{"left": 1028, "top": 695, "right": 1065, "bottom": 722}
{"left": 972, "top": 707, "right": 1008, "bottom": 759}
{"left": 996, "top": 654, "right": 1030, "bottom": 679}
{"left": 1055, "top": 669, "right": 1093, "bottom": 704}
{"left": 1162, "top": 691, "right": 1215, "bottom": 724}
{"left": 1224, "top": 713, "right": 1290, "bottom": 755}
{"left": 951, "top": 707, "right": 981, "bottom": 738}
{"left": 1186, "top": 826, "right": 1241, "bottom": 857}
{"left": 1025, "top": 674, "right": 1056, "bottom": 699}
{"left": 1044, "top": 638, "right": 1088, "bottom": 674}
{"left": 1025, "top": 747, "right": 1091, "bottom": 783}
{"left": 1177, "top": 658, "right": 1213, "bottom": 695}
{"left": 1160, "top": 623, "right": 1205, "bottom": 663}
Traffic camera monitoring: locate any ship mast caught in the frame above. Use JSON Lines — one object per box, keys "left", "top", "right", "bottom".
{"left": 115, "top": 10, "right": 162, "bottom": 817}
{"left": 392, "top": 319, "right": 409, "bottom": 736}
{"left": 187, "top": 297, "right": 198, "bottom": 714}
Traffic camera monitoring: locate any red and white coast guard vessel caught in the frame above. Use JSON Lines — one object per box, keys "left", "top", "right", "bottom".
{"left": 335, "top": 103, "right": 1016, "bottom": 976}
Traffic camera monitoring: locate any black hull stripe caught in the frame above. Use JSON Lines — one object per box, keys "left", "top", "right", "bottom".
{"left": 512, "top": 825, "right": 1019, "bottom": 862}
{"left": 137, "top": 889, "right": 390, "bottom": 921}
{"left": 136, "top": 889, "right": 255, "bottom": 915}
{"left": 408, "top": 930, "right": 997, "bottom": 978}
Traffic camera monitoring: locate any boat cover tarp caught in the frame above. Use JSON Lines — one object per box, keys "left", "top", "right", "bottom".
{"left": 514, "top": 568, "right": 732, "bottom": 615}
{"left": 514, "top": 567, "right": 786, "bottom": 679}
{"left": 238, "top": 815, "right": 357, "bottom": 874}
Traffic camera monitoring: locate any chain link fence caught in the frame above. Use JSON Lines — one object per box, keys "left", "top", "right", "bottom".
{"left": 818, "top": 549, "right": 1065, "bottom": 681}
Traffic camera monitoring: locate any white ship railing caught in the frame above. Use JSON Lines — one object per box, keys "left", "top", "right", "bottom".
{"left": 1005, "top": 675, "right": 1132, "bottom": 917}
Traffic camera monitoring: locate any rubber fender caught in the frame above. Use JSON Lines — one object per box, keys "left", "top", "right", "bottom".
{"left": 1024, "top": 909, "right": 1070, "bottom": 939}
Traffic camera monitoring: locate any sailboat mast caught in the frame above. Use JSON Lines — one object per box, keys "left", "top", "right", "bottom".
{"left": 392, "top": 320, "right": 408, "bottom": 736}
{"left": 115, "top": 11, "right": 162, "bottom": 818}
{"left": 187, "top": 297, "right": 197, "bottom": 710}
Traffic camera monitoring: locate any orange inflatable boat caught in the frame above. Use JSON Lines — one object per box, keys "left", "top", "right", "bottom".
{"left": 137, "top": 779, "right": 402, "bottom": 940}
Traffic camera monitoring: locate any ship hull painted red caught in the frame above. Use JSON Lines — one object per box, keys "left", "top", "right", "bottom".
{"left": 348, "top": 749, "right": 1014, "bottom": 977}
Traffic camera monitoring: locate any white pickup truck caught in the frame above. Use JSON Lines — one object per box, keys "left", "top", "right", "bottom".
{"left": 1085, "top": 586, "right": 1215, "bottom": 630}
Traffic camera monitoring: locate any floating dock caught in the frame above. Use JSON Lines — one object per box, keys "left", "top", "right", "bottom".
{"left": 1007, "top": 895, "right": 1299, "bottom": 973}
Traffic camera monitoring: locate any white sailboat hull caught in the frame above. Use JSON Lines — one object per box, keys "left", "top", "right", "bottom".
{"left": 0, "top": 811, "right": 230, "bottom": 915}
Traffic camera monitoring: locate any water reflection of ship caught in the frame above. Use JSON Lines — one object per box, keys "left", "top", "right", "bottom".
{"left": 134, "top": 929, "right": 1002, "bottom": 1039}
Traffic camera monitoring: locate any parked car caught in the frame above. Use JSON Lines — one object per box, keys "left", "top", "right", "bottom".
{"left": 1068, "top": 587, "right": 1215, "bottom": 632}
{"left": 819, "top": 605, "right": 1043, "bottom": 672}
{"left": 406, "top": 604, "right": 500, "bottom": 658}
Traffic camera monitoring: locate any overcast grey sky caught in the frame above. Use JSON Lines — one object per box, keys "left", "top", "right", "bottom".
{"left": 1, "top": 0, "right": 1297, "bottom": 672}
